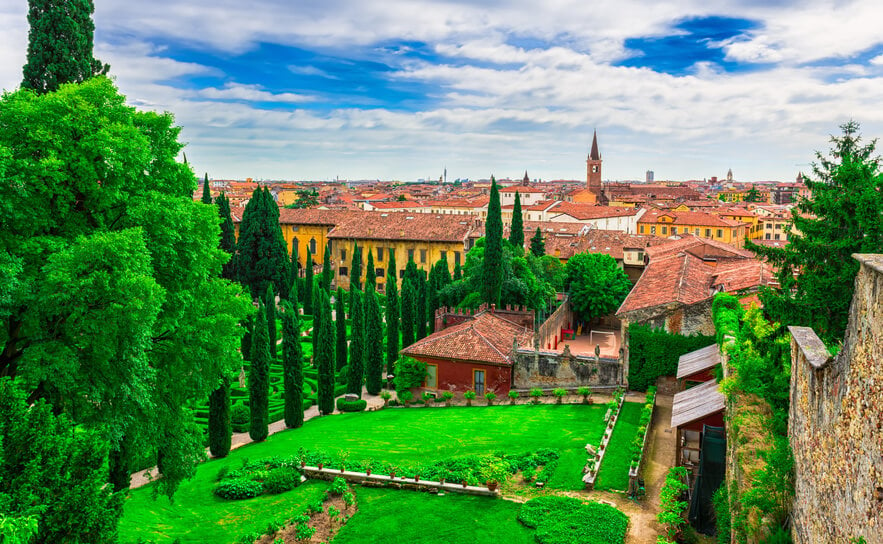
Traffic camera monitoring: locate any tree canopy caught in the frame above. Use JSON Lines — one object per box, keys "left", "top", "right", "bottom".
{"left": 565, "top": 252, "right": 631, "bottom": 323}
{"left": 482, "top": 177, "right": 503, "bottom": 306}
{"left": 530, "top": 227, "right": 545, "bottom": 257}
{"left": 509, "top": 191, "right": 524, "bottom": 249}
{"left": 233, "top": 187, "right": 290, "bottom": 299}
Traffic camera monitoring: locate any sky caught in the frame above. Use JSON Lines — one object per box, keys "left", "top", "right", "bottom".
{"left": 3, "top": 1, "right": 883, "bottom": 182}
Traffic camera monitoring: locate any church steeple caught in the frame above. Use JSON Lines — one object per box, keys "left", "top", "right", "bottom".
{"left": 522, "top": 171, "right": 529, "bottom": 185}
{"left": 589, "top": 130, "right": 601, "bottom": 161}
{"left": 587, "top": 130, "right": 602, "bottom": 193}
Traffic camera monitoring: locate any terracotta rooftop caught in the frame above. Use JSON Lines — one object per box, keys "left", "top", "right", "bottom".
{"left": 401, "top": 310, "right": 533, "bottom": 366}
{"left": 551, "top": 203, "right": 639, "bottom": 220}
{"left": 638, "top": 209, "right": 745, "bottom": 228}
{"left": 328, "top": 212, "right": 475, "bottom": 243}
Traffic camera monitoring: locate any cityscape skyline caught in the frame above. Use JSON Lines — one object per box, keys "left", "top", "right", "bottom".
{"left": 3, "top": 1, "right": 883, "bottom": 181}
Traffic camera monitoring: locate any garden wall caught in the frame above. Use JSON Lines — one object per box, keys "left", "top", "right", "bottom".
{"left": 789, "top": 254, "right": 883, "bottom": 544}
{"left": 512, "top": 347, "right": 623, "bottom": 390}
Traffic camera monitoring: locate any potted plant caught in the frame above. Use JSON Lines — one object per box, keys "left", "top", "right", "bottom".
{"left": 530, "top": 387, "right": 543, "bottom": 404}
{"left": 553, "top": 388, "right": 567, "bottom": 404}
{"left": 464, "top": 390, "right": 476, "bottom": 407}
{"left": 389, "top": 466, "right": 397, "bottom": 479}
{"left": 485, "top": 391, "right": 497, "bottom": 406}
{"left": 380, "top": 390, "right": 392, "bottom": 407}
{"left": 442, "top": 390, "right": 454, "bottom": 407}
{"left": 422, "top": 391, "right": 433, "bottom": 406}
{"left": 508, "top": 390, "right": 519, "bottom": 405}
{"left": 578, "top": 386, "right": 592, "bottom": 404}
{"left": 317, "top": 461, "right": 324, "bottom": 470}
{"left": 462, "top": 480, "right": 468, "bottom": 488}
{"left": 399, "top": 390, "right": 413, "bottom": 407}
{"left": 481, "top": 461, "right": 508, "bottom": 493}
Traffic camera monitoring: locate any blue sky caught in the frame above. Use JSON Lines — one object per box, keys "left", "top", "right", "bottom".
{"left": 3, "top": 0, "right": 883, "bottom": 181}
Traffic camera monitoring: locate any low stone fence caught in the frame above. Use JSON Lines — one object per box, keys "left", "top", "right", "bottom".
{"left": 513, "top": 348, "right": 623, "bottom": 389}
{"left": 301, "top": 466, "right": 498, "bottom": 497}
{"left": 582, "top": 390, "right": 625, "bottom": 490}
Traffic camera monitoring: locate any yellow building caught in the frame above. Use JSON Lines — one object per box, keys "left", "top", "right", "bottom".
{"left": 637, "top": 209, "right": 747, "bottom": 248}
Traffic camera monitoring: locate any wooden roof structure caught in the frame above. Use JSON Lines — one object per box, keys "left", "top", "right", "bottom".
{"left": 676, "top": 344, "right": 721, "bottom": 380}
{"left": 670, "top": 380, "right": 726, "bottom": 429}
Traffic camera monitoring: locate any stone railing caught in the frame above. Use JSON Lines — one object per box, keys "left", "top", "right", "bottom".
{"left": 628, "top": 389, "right": 657, "bottom": 495}
{"left": 582, "top": 391, "right": 625, "bottom": 489}
{"left": 301, "top": 466, "right": 498, "bottom": 497}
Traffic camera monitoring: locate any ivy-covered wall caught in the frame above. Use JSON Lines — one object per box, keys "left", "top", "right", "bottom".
{"left": 626, "top": 324, "right": 714, "bottom": 391}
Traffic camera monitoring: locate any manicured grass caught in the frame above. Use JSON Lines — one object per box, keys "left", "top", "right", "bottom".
{"left": 334, "top": 487, "right": 536, "bottom": 544}
{"left": 120, "top": 404, "right": 607, "bottom": 542}
{"left": 595, "top": 401, "right": 643, "bottom": 491}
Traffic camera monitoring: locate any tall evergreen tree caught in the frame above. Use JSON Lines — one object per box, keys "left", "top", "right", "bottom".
{"left": 208, "top": 376, "right": 232, "bottom": 458}
{"left": 509, "top": 191, "right": 524, "bottom": 249}
{"left": 453, "top": 262, "right": 462, "bottom": 280}
{"left": 304, "top": 248, "right": 314, "bottom": 315}
{"left": 335, "top": 287, "right": 348, "bottom": 372}
{"left": 248, "top": 302, "right": 270, "bottom": 442}
{"left": 350, "top": 244, "right": 362, "bottom": 291}
{"left": 482, "top": 177, "right": 503, "bottom": 306}
{"left": 265, "top": 283, "right": 277, "bottom": 360}
{"left": 347, "top": 288, "right": 364, "bottom": 396}
{"left": 416, "top": 272, "right": 428, "bottom": 340}
{"left": 401, "top": 278, "right": 416, "bottom": 348}
{"left": 428, "top": 258, "right": 452, "bottom": 333}
{"left": 240, "top": 315, "right": 253, "bottom": 362}
{"left": 233, "top": 187, "right": 290, "bottom": 299}
{"left": 364, "top": 286, "right": 384, "bottom": 395}
{"left": 201, "top": 173, "right": 212, "bottom": 204}
{"left": 365, "top": 250, "right": 376, "bottom": 292}
{"left": 22, "top": 0, "right": 109, "bottom": 94}
{"left": 217, "top": 192, "right": 237, "bottom": 280}
{"left": 530, "top": 227, "right": 546, "bottom": 257}
{"left": 385, "top": 248, "right": 400, "bottom": 376}
{"left": 281, "top": 300, "right": 304, "bottom": 429}
{"left": 315, "top": 289, "right": 336, "bottom": 415}
{"left": 322, "top": 243, "right": 333, "bottom": 292}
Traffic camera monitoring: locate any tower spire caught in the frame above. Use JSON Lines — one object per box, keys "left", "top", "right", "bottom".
{"left": 589, "top": 130, "right": 600, "bottom": 161}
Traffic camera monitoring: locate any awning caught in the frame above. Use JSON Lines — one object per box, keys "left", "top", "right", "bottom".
{"left": 676, "top": 344, "right": 720, "bottom": 380}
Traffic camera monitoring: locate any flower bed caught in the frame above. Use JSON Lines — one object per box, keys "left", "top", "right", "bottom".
{"left": 582, "top": 388, "right": 625, "bottom": 489}
{"left": 627, "top": 386, "right": 657, "bottom": 490}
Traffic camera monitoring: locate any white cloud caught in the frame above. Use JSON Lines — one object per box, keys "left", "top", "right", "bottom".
{"left": 194, "top": 83, "right": 315, "bottom": 103}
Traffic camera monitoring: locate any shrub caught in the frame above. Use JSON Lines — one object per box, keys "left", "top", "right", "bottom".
{"left": 398, "top": 390, "right": 413, "bottom": 404}
{"left": 463, "top": 390, "right": 477, "bottom": 400}
{"left": 485, "top": 391, "right": 497, "bottom": 402}
{"left": 336, "top": 398, "right": 367, "bottom": 412}
{"left": 214, "top": 478, "right": 264, "bottom": 500}
{"left": 553, "top": 388, "right": 566, "bottom": 398}
{"left": 522, "top": 468, "right": 536, "bottom": 482}
{"left": 519, "top": 497, "right": 627, "bottom": 544}
{"left": 508, "top": 390, "right": 519, "bottom": 401}
{"left": 394, "top": 356, "right": 428, "bottom": 393}
{"left": 231, "top": 403, "right": 249, "bottom": 425}
{"left": 658, "top": 467, "right": 689, "bottom": 541}
{"left": 712, "top": 484, "right": 731, "bottom": 544}
{"left": 263, "top": 467, "right": 301, "bottom": 494}
{"left": 627, "top": 324, "right": 714, "bottom": 391}
{"left": 442, "top": 391, "right": 454, "bottom": 400}
{"left": 328, "top": 477, "right": 348, "bottom": 496}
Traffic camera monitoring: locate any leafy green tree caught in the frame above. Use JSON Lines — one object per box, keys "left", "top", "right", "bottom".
{"left": 216, "top": 192, "right": 237, "bottom": 280}
{"left": 350, "top": 244, "right": 362, "bottom": 291}
{"left": 747, "top": 121, "right": 883, "bottom": 343}
{"left": 565, "top": 253, "right": 632, "bottom": 323}
{"left": 335, "top": 287, "right": 347, "bottom": 371}
{"left": 401, "top": 278, "right": 416, "bottom": 348}
{"left": 482, "top": 177, "right": 503, "bottom": 305}
{"left": 201, "top": 173, "right": 212, "bottom": 204}
{"left": 744, "top": 185, "right": 763, "bottom": 203}
{"left": 284, "top": 188, "right": 319, "bottom": 209}
{"left": 315, "top": 289, "right": 335, "bottom": 414}
{"left": 364, "top": 286, "right": 384, "bottom": 395}
{"left": 453, "top": 262, "right": 462, "bottom": 280}
{"left": 208, "top": 376, "right": 232, "bottom": 458}
{"left": 0, "top": 78, "right": 251, "bottom": 498}
{"left": 347, "top": 288, "right": 364, "bottom": 396}
{"left": 416, "top": 272, "right": 428, "bottom": 340}
{"left": 249, "top": 303, "right": 271, "bottom": 442}
{"left": 0, "top": 379, "right": 123, "bottom": 543}
{"left": 365, "top": 250, "right": 376, "bottom": 292}
{"left": 265, "top": 283, "right": 277, "bottom": 360}
{"left": 281, "top": 300, "right": 304, "bottom": 428}
{"left": 530, "top": 227, "right": 545, "bottom": 257}
{"left": 233, "top": 187, "right": 291, "bottom": 299}
{"left": 303, "top": 249, "right": 314, "bottom": 315}
{"left": 385, "top": 248, "right": 400, "bottom": 376}
{"left": 393, "top": 357, "right": 427, "bottom": 394}
{"left": 428, "top": 258, "right": 452, "bottom": 333}
{"left": 322, "top": 244, "right": 332, "bottom": 292}
{"left": 21, "top": 0, "right": 109, "bottom": 94}
{"left": 509, "top": 191, "right": 524, "bottom": 249}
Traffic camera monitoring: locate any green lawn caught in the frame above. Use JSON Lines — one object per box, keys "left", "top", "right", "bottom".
{"left": 595, "top": 401, "right": 643, "bottom": 491}
{"left": 120, "top": 404, "right": 607, "bottom": 543}
{"left": 333, "top": 487, "right": 535, "bottom": 544}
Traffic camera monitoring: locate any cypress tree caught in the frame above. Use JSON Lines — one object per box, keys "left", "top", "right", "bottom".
{"left": 217, "top": 192, "right": 237, "bottom": 280}
{"left": 201, "top": 173, "right": 212, "bottom": 204}
{"left": 365, "top": 250, "right": 376, "bottom": 292}
{"left": 265, "top": 284, "right": 278, "bottom": 360}
{"left": 385, "top": 248, "right": 399, "bottom": 376}
{"left": 335, "top": 287, "right": 348, "bottom": 372}
{"left": 233, "top": 188, "right": 290, "bottom": 299}
{"left": 347, "top": 288, "right": 364, "bottom": 396}
{"left": 208, "top": 376, "right": 232, "bottom": 457}
{"left": 22, "top": 0, "right": 109, "bottom": 94}
{"left": 315, "top": 289, "right": 336, "bottom": 415}
{"left": 248, "top": 303, "right": 270, "bottom": 442}
{"left": 350, "top": 244, "right": 362, "bottom": 291}
{"left": 281, "top": 300, "right": 304, "bottom": 428}
{"left": 428, "top": 258, "right": 452, "bottom": 333}
{"left": 401, "top": 278, "right": 416, "bottom": 348}
{"left": 241, "top": 315, "right": 253, "bottom": 362}
{"left": 416, "top": 272, "right": 428, "bottom": 340}
{"left": 453, "top": 262, "right": 462, "bottom": 281}
{"left": 322, "top": 243, "right": 333, "bottom": 292}
{"left": 364, "top": 286, "right": 384, "bottom": 395}
{"left": 404, "top": 259, "right": 421, "bottom": 287}
{"left": 482, "top": 177, "right": 503, "bottom": 305}
{"left": 304, "top": 248, "right": 314, "bottom": 315}
{"left": 509, "top": 191, "right": 524, "bottom": 249}
{"left": 530, "top": 227, "right": 546, "bottom": 257}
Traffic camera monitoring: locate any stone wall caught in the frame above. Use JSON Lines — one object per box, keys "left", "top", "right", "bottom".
{"left": 789, "top": 254, "right": 883, "bottom": 544}
{"left": 512, "top": 346, "right": 623, "bottom": 390}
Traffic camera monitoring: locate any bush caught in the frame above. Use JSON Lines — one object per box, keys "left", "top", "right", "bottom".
{"left": 336, "top": 366, "right": 349, "bottom": 384}
{"left": 214, "top": 478, "right": 263, "bottom": 500}
{"left": 627, "top": 324, "right": 714, "bottom": 391}
{"left": 713, "top": 484, "right": 731, "bottom": 544}
{"left": 553, "top": 388, "right": 566, "bottom": 398}
{"left": 518, "top": 497, "right": 628, "bottom": 544}
{"left": 263, "top": 467, "right": 301, "bottom": 494}
{"left": 394, "top": 356, "right": 428, "bottom": 393}
{"left": 336, "top": 398, "right": 367, "bottom": 412}
{"left": 328, "top": 477, "right": 348, "bottom": 496}
{"left": 231, "top": 403, "right": 249, "bottom": 425}
{"left": 530, "top": 387, "right": 543, "bottom": 399}
{"left": 518, "top": 496, "right": 584, "bottom": 528}
{"left": 463, "top": 390, "right": 477, "bottom": 400}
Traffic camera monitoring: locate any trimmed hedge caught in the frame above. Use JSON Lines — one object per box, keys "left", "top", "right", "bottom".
{"left": 518, "top": 496, "right": 628, "bottom": 544}
{"left": 627, "top": 324, "right": 714, "bottom": 391}
{"left": 336, "top": 398, "right": 368, "bottom": 412}
{"left": 214, "top": 478, "right": 263, "bottom": 500}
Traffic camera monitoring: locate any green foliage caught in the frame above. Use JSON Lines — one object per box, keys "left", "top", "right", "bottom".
{"left": 347, "top": 288, "right": 364, "bottom": 396}
{"left": 322, "top": 244, "right": 332, "bottom": 292}
{"left": 208, "top": 376, "right": 232, "bottom": 458}
{"left": 265, "top": 284, "right": 277, "bottom": 359}
{"left": 364, "top": 286, "right": 384, "bottom": 395}
{"left": 281, "top": 301, "right": 305, "bottom": 429}
{"left": 530, "top": 227, "right": 546, "bottom": 257}
{"left": 385, "top": 248, "right": 400, "bottom": 373}
{"left": 335, "top": 287, "right": 347, "bottom": 371}
{"left": 530, "top": 388, "right": 543, "bottom": 398}
{"left": 336, "top": 398, "right": 368, "bottom": 412}
{"left": 214, "top": 478, "right": 264, "bottom": 500}
{"left": 234, "top": 187, "right": 291, "bottom": 299}
{"left": 518, "top": 496, "right": 628, "bottom": 544}
{"left": 216, "top": 192, "right": 237, "bottom": 280}
{"left": 509, "top": 191, "right": 525, "bottom": 249}
{"left": 365, "top": 249, "right": 376, "bottom": 292}
{"left": 315, "top": 289, "right": 336, "bottom": 414}
{"left": 401, "top": 276, "right": 417, "bottom": 348}
{"left": 566, "top": 252, "right": 631, "bottom": 322}
{"left": 747, "top": 121, "right": 883, "bottom": 343}
{"left": 394, "top": 357, "right": 427, "bottom": 393}
{"left": 743, "top": 185, "right": 763, "bottom": 203}
{"left": 428, "top": 257, "right": 453, "bottom": 333}
{"left": 658, "top": 467, "right": 689, "bottom": 541}
{"left": 214, "top": 458, "right": 303, "bottom": 500}
{"left": 263, "top": 467, "right": 301, "bottom": 494}
{"left": 464, "top": 390, "right": 477, "bottom": 400}
{"left": 350, "top": 244, "right": 362, "bottom": 291}
{"left": 552, "top": 388, "right": 567, "bottom": 398}
{"left": 22, "top": 0, "right": 109, "bottom": 93}
{"left": 249, "top": 303, "right": 271, "bottom": 442}
{"left": 416, "top": 271, "right": 428, "bottom": 340}
{"left": 284, "top": 188, "right": 319, "bottom": 209}
{"left": 329, "top": 477, "right": 348, "bottom": 496}
{"left": 627, "top": 324, "right": 715, "bottom": 391}
{"left": 231, "top": 403, "right": 249, "bottom": 426}
{"left": 741, "top": 437, "right": 794, "bottom": 530}
{"left": 303, "top": 249, "right": 314, "bottom": 315}
{"left": 483, "top": 177, "right": 504, "bottom": 305}
{"left": 713, "top": 484, "right": 731, "bottom": 544}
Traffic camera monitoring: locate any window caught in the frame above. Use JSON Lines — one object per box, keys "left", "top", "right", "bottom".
{"left": 454, "top": 251, "right": 461, "bottom": 266}
{"left": 338, "top": 267, "right": 348, "bottom": 277}
{"left": 639, "top": 225, "right": 645, "bottom": 234}
{"left": 399, "top": 270, "right": 405, "bottom": 279}
{"left": 441, "top": 250, "right": 447, "bottom": 262}
{"left": 765, "top": 233, "right": 771, "bottom": 240}
{"left": 774, "top": 233, "right": 780, "bottom": 240}
{"left": 473, "top": 370, "right": 485, "bottom": 395}
{"left": 650, "top": 226, "right": 656, "bottom": 234}
{"left": 408, "top": 249, "right": 415, "bottom": 262}
{"left": 661, "top": 226, "right": 667, "bottom": 235}
{"left": 376, "top": 268, "right": 385, "bottom": 278}
{"left": 420, "top": 249, "right": 427, "bottom": 263}
{"left": 292, "top": 237, "right": 299, "bottom": 256}
{"left": 426, "top": 365, "right": 438, "bottom": 389}
{"left": 694, "top": 228, "right": 700, "bottom": 235}
{"left": 671, "top": 227, "right": 677, "bottom": 235}
{"left": 766, "top": 222, "right": 772, "bottom": 229}
{"left": 716, "top": 229, "right": 723, "bottom": 238}
{"left": 705, "top": 229, "right": 711, "bottom": 238}
{"left": 340, "top": 249, "right": 347, "bottom": 261}
{"left": 309, "top": 238, "right": 317, "bottom": 254}
{"left": 377, "top": 247, "right": 383, "bottom": 261}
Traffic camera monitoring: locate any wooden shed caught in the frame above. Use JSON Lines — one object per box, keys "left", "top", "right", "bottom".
{"left": 671, "top": 380, "right": 725, "bottom": 467}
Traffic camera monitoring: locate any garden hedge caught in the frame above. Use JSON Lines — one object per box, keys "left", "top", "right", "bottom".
{"left": 627, "top": 324, "right": 714, "bottom": 391}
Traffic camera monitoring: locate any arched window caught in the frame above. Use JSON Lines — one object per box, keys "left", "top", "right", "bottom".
{"left": 310, "top": 238, "right": 317, "bottom": 254}
{"left": 292, "top": 237, "right": 299, "bottom": 261}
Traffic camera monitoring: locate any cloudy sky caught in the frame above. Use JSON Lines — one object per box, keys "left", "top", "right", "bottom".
{"left": 3, "top": 0, "right": 883, "bottom": 182}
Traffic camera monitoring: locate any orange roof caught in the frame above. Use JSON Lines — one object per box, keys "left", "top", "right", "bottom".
{"left": 638, "top": 209, "right": 744, "bottom": 228}
{"left": 551, "top": 203, "right": 638, "bottom": 220}
{"left": 328, "top": 212, "right": 474, "bottom": 243}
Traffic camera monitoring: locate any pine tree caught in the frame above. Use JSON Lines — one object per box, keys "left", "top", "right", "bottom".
{"left": 265, "top": 284, "right": 277, "bottom": 360}
{"left": 208, "top": 376, "right": 232, "bottom": 458}
{"left": 304, "top": 248, "right": 314, "bottom": 315}
{"left": 201, "top": 173, "right": 212, "bottom": 204}
{"left": 453, "top": 262, "right": 462, "bottom": 280}
{"left": 217, "top": 192, "right": 237, "bottom": 280}
{"left": 365, "top": 250, "right": 376, "bottom": 292}
{"left": 509, "top": 191, "right": 524, "bottom": 249}
{"left": 401, "top": 278, "right": 416, "bottom": 348}
{"left": 315, "top": 289, "right": 336, "bottom": 414}
{"left": 248, "top": 302, "right": 270, "bottom": 442}
{"left": 347, "top": 288, "right": 364, "bottom": 396}
{"left": 21, "top": 0, "right": 109, "bottom": 94}
{"left": 322, "top": 243, "right": 333, "bottom": 292}
{"left": 364, "top": 286, "right": 384, "bottom": 395}
{"left": 350, "top": 244, "right": 362, "bottom": 291}
{"left": 530, "top": 227, "right": 546, "bottom": 257}
{"left": 335, "top": 287, "right": 348, "bottom": 372}
{"left": 416, "top": 272, "right": 428, "bottom": 340}
{"left": 483, "top": 177, "right": 503, "bottom": 306}
{"left": 385, "top": 248, "right": 399, "bottom": 376}
{"left": 233, "top": 188, "right": 290, "bottom": 299}
{"left": 281, "top": 300, "right": 304, "bottom": 428}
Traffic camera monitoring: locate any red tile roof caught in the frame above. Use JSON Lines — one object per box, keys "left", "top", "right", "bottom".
{"left": 328, "top": 212, "right": 475, "bottom": 243}
{"left": 638, "top": 209, "right": 744, "bottom": 228}
{"left": 551, "top": 203, "right": 639, "bottom": 220}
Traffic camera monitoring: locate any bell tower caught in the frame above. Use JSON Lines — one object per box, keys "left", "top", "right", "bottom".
{"left": 586, "top": 130, "right": 602, "bottom": 193}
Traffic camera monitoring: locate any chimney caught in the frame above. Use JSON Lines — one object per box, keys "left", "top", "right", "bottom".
{"left": 491, "top": 303, "right": 496, "bottom": 313}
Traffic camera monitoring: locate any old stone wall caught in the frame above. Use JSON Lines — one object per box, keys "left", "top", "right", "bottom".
{"left": 790, "top": 254, "right": 883, "bottom": 544}
{"left": 536, "top": 298, "right": 574, "bottom": 350}
{"left": 512, "top": 347, "right": 623, "bottom": 389}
